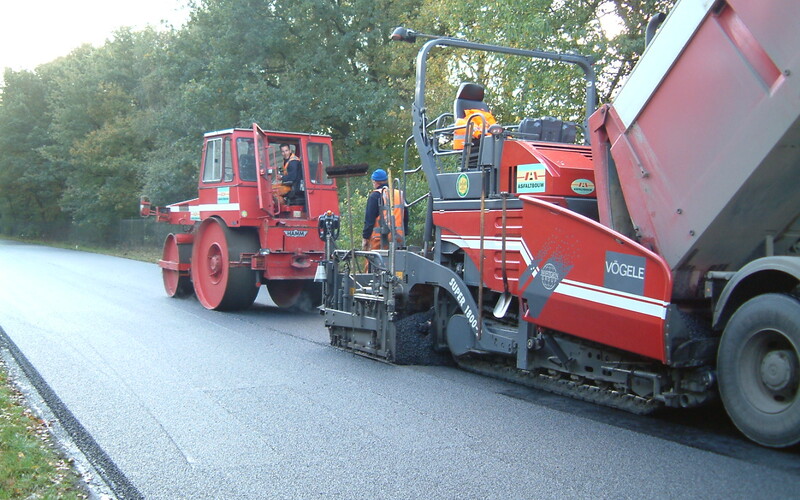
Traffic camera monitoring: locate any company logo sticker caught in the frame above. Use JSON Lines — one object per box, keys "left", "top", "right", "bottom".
{"left": 517, "top": 163, "right": 546, "bottom": 193}
{"left": 456, "top": 173, "right": 470, "bottom": 198}
{"left": 284, "top": 230, "right": 308, "bottom": 238}
{"left": 217, "top": 187, "right": 230, "bottom": 204}
{"left": 539, "top": 263, "right": 560, "bottom": 290}
{"left": 604, "top": 251, "right": 646, "bottom": 295}
{"left": 571, "top": 178, "right": 595, "bottom": 195}
{"left": 190, "top": 207, "right": 201, "bottom": 221}
{"left": 519, "top": 256, "right": 572, "bottom": 319}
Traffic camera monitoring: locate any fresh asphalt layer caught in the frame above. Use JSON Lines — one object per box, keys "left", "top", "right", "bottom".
{"left": 0, "top": 239, "right": 799, "bottom": 499}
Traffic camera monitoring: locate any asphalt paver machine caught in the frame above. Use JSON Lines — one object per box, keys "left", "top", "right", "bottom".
{"left": 320, "top": 0, "right": 800, "bottom": 447}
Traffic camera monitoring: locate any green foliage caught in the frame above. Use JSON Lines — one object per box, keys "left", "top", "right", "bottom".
{"left": 59, "top": 114, "right": 153, "bottom": 241}
{"left": 0, "top": 0, "right": 674, "bottom": 244}
{"left": 412, "top": 0, "right": 675, "bottom": 125}
{"left": 174, "top": 0, "right": 422, "bottom": 168}
{"left": 0, "top": 69, "right": 67, "bottom": 238}
{"left": 140, "top": 136, "right": 199, "bottom": 206}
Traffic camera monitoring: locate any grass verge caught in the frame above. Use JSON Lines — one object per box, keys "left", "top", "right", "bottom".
{"left": 0, "top": 358, "right": 87, "bottom": 499}
{"left": 81, "top": 244, "right": 161, "bottom": 264}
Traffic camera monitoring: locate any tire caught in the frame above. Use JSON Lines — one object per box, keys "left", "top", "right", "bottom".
{"left": 161, "top": 233, "right": 193, "bottom": 298}
{"left": 717, "top": 293, "right": 800, "bottom": 448}
{"left": 191, "top": 218, "right": 260, "bottom": 311}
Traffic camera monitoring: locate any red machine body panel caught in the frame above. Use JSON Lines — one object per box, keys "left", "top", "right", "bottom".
{"left": 436, "top": 138, "right": 596, "bottom": 297}
{"left": 435, "top": 135, "right": 671, "bottom": 360}
{"left": 517, "top": 196, "right": 671, "bottom": 362}
{"left": 499, "top": 140, "right": 596, "bottom": 202}
{"left": 437, "top": 209, "right": 526, "bottom": 296}
{"left": 436, "top": 199, "right": 672, "bottom": 362}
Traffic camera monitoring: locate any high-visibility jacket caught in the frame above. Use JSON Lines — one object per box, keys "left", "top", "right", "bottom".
{"left": 453, "top": 109, "right": 497, "bottom": 149}
{"left": 282, "top": 154, "right": 301, "bottom": 176}
{"left": 281, "top": 153, "right": 304, "bottom": 204}
{"left": 370, "top": 186, "right": 405, "bottom": 250}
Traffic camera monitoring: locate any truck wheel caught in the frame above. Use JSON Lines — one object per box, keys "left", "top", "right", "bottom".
{"left": 717, "top": 293, "right": 800, "bottom": 448}
{"left": 161, "top": 233, "right": 193, "bottom": 298}
{"left": 191, "top": 218, "right": 260, "bottom": 311}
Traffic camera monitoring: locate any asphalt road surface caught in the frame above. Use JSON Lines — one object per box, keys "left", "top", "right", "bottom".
{"left": 1, "top": 239, "right": 799, "bottom": 499}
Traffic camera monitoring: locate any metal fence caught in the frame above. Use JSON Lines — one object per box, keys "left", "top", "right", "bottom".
{"left": 0, "top": 218, "right": 186, "bottom": 250}
{"left": 116, "top": 219, "right": 186, "bottom": 249}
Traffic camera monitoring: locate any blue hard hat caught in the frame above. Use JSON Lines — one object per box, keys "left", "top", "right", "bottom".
{"left": 371, "top": 169, "right": 388, "bottom": 182}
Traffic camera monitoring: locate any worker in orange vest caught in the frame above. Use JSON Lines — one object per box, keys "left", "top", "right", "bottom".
{"left": 362, "top": 169, "right": 408, "bottom": 250}
{"left": 280, "top": 143, "right": 304, "bottom": 205}
{"left": 453, "top": 108, "right": 497, "bottom": 149}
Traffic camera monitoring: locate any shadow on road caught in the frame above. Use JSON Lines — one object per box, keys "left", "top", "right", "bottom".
{"left": 500, "top": 385, "right": 800, "bottom": 474}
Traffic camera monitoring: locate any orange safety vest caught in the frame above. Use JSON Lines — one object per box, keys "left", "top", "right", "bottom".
{"left": 370, "top": 186, "right": 405, "bottom": 250}
{"left": 453, "top": 109, "right": 497, "bottom": 150}
{"left": 283, "top": 154, "right": 301, "bottom": 176}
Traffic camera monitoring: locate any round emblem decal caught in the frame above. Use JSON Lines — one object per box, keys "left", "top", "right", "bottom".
{"left": 456, "top": 173, "right": 470, "bottom": 198}
{"left": 570, "top": 178, "right": 595, "bottom": 195}
{"left": 540, "top": 263, "right": 559, "bottom": 290}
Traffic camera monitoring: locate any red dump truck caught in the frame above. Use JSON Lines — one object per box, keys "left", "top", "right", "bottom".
{"left": 320, "top": 0, "right": 800, "bottom": 447}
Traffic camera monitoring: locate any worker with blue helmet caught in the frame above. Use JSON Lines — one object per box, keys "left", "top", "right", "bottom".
{"left": 362, "top": 169, "right": 408, "bottom": 250}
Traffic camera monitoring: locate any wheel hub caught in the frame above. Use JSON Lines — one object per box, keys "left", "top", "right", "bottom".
{"left": 207, "top": 243, "right": 223, "bottom": 284}
{"left": 760, "top": 349, "right": 798, "bottom": 392}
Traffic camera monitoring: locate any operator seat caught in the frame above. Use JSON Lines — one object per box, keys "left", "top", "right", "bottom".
{"left": 454, "top": 82, "right": 489, "bottom": 118}
{"left": 453, "top": 82, "right": 496, "bottom": 169}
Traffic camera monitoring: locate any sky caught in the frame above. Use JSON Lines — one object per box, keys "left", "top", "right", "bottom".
{"left": 0, "top": 0, "right": 191, "bottom": 74}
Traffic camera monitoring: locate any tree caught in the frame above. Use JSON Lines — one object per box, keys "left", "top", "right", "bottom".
{"left": 407, "top": 0, "right": 675, "bottom": 124}
{"left": 36, "top": 29, "right": 166, "bottom": 240}
{"left": 0, "top": 69, "right": 66, "bottom": 237}
{"left": 58, "top": 115, "right": 152, "bottom": 239}
{"left": 151, "top": 0, "right": 424, "bottom": 161}
{"left": 0, "top": 0, "right": 676, "bottom": 244}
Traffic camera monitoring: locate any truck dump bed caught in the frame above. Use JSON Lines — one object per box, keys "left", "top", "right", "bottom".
{"left": 590, "top": 0, "right": 800, "bottom": 297}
